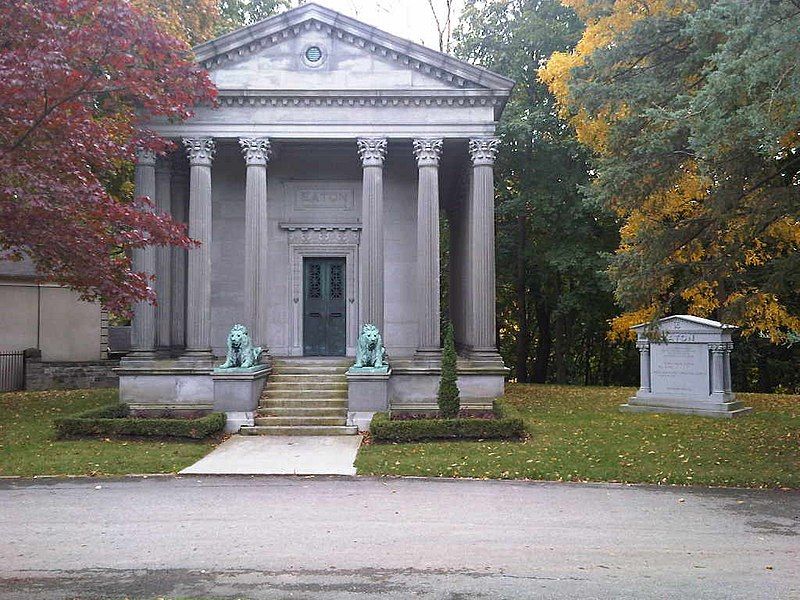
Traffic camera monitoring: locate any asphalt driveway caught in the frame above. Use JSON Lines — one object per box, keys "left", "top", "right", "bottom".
{"left": 0, "top": 476, "right": 797, "bottom": 599}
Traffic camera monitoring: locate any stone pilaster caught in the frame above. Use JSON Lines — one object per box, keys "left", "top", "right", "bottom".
{"left": 467, "top": 137, "right": 501, "bottom": 362}
{"left": 240, "top": 137, "right": 272, "bottom": 348}
{"left": 181, "top": 137, "right": 215, "bottom": 364}
{"left": 413, "top": 138, "right": 443, "bottom": 360}
{"left": 723, "top": 343, "right": 733, "bottom": 394}
{"left": 129, "top": 149, "right": 157, "bottom": 359}
{"left": 170, "top": 161, "right": 189, "bottom": 351}
{"left": 357, "top": 138, "right": 387, "bottom": 333}
{"left": 154, "top": 158, "right": 172, "bottom": 352}
{"left": 710, "top": 343, "right": 727, "bottom": 397}
{"left": 637, "top": 340, "right": 651, "bottom": 393}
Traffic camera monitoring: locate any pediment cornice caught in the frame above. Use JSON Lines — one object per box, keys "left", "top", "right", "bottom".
{"left": 193, "top": 3, "right": 514, "bottom": 93}
{"left": 215, "top": 88, "right": 508, "bottom": 109}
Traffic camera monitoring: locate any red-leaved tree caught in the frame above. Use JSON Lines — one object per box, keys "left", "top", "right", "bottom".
{"left": 0, "top": 0, "right": 217, "bottom": 313}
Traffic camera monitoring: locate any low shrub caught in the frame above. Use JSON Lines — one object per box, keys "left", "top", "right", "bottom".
{"left": 55, "top": 403, "right": 225, "bottom": 440}
{"left": 370, "top": 402, "right": 525, "bottom": 443}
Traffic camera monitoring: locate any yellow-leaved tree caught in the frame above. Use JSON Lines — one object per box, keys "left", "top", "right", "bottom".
{"left": 540, "top": 0, "right": 800, "bottom": 343}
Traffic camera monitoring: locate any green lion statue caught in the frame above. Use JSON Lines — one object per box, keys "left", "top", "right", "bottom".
{"left": 219, "top": 324, "right": 262, "bottom": 369}
{"left": 354, "top": 323, "right": 387, "bottom": 368}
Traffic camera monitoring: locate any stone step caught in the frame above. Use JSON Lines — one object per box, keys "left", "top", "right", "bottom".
{"left": 273, "top": 357, "right": 351, "bottom": 365}
{"left": 265, "top": 381, "right": 348, "bottom": 391}
{"left": 257, "top": 407, "right": 346, "bottom": 417}
{"left": 239, "top": 425, "right": 358, "bottom": 436}
{"left": 272, "top": 366, "right": 349, "bottom": 375}
{"left": 259, "top": 398, "right": 348, "bottom": 409}
{"left": 254, "top": 416, "right": 347, "bottom": 427}
{"left": 267, "top": 373, "right": 347, "bottom": 385}
{"left": 263, "top": 388, "right": 347, "bottom": 400}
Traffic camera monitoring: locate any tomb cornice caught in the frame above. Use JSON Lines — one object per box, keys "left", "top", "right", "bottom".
{"left": 193, "top": 5, "right": 514, "bottom": 93}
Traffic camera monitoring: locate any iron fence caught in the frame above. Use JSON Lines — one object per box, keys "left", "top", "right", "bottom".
{"left": 0, "top": 351, "right": 25, "bottom": 392}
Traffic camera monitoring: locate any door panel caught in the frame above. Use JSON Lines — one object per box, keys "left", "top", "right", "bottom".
{"left": 303, "top": 258, "right": 346, "bottom": 356}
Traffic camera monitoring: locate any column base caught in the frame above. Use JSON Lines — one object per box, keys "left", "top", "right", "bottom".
{"left": 121, "top": 350, "right": 157, "bottom": 367}
{"left": 413, "top": 348, "right": 441, "bottom": 368}
{"left": 178, "top": 349, "right": 215, "bottom": 369}
{"left": 465, "top": 347, "right": 505, "bottom": 367}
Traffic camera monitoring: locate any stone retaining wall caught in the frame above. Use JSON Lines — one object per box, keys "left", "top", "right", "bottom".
{"left": 25, "top": 358, "right": 119, "bottom": 391}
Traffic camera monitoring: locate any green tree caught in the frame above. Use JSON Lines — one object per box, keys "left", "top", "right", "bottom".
{"left": 216, "top": 0, "right": 294, "bottom": 36}
{"left": 438, "top": 322, "right": 460, "bottom": 418}
{"left": 541, "top": 0, "right": 800, "bottom": 343}
{"left": 456, "top": 0, "right": 628, "bottom": 383}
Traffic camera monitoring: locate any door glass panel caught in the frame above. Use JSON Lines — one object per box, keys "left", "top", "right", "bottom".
{"left": 303, "top": 258, "right": 346, "bottom": 356}
{"left": 308, "top": 263, "right": 321, "bottom": 298}
{"left": 329, "top": 263, "right": 343, "bottom": 299}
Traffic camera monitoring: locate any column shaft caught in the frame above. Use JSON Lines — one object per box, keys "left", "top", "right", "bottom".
{"left": 468, "top": 138, "right": 501, "bottom": 358}
{"left": 130, "top": 150, "right": 157, "bottom": 357}
{"left": 182, "top": 138, "right": 215, "bottom": 362}
{"left": 240, "top": 138, "right": 271, "bottom": 346}
{"left": 711, "top": 346, "right": 726, "bottom": 396}
{"left": 723, "top": 346, "right": 733, "bottom": 394}
{"left": 170, "top": 167, "right": 188, "bottom": 349}
{"left": 154, "top": 159, "right": 172, "bottom": 351}
{"left": 413, "top": 139, "right": 443, "bottom": 356}
{"left": 357, "top": 138, "right": 387, "bottom": 332}
{"left": 638, "top": 342, "right": 651, "bottom": 393}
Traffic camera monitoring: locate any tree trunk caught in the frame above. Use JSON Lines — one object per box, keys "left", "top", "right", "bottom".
{"left": 583, "top": 332, "right": 591, "bottom": 385}
{"left": 553, "top": 312, "right": 568, "bottom": 384}
{"left": 532, "top": 297, "right": 552, "bottom": 383}
{"left": 514, "top": 214, "right": 530, "bottom": 382}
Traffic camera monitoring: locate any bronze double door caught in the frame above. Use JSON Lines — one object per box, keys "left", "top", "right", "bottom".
{"left": 302, "top": 257, "right": 346, "bottom": 356}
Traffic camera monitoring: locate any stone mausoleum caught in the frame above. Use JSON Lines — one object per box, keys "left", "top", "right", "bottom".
{"left": 118, "top": 3, "right": 513, "bottom": 431}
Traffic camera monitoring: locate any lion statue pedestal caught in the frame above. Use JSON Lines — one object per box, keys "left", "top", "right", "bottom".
{"left": 346, "top": 324, "right": 391, "bottom": 429}
{"left": 212, "top": 324, "right": 270, "bottom": 432}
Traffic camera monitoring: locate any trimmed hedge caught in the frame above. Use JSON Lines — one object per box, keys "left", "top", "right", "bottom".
{"left": 54, "top": 403, "right": 225, "bottom": 440}
{"left": 370, "top": 403, "right": 525, "bottom": 443}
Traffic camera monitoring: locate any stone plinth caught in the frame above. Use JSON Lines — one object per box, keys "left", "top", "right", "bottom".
{"left": 387, "top": 358, "right": 507, "bottom": 413}
{"left": 117, "top": 360, "right": 213, "bottom": 413}
{"left": 620, "top": 315, "right": 751, "bottom": 418}
{"left": 346, "top": 366, "right": 390, "bottom": 432}
{"left": 346, "top": 366, "right": 390, "bottom": 413}
{"left": 213, "top": 364, "right": 270, "bottom": 433}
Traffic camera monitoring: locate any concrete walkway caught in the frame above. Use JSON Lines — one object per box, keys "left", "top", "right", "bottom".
{"left": 179, "top": 434, "right": 362, "bottom": 475}
{"left": 0, "top": 477, "right": 797, "bottom": 599}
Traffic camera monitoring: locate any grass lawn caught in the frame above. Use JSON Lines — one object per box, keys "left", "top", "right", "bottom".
{"left": 0, "top": 389, "right": 218, "bottom": 477}
{"left": 355, "top": 384, "right": 800, "bottom": 488}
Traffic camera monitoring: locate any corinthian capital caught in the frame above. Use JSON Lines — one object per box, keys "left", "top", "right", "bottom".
{"left": 357, "top": 138, "right": 387, "bottom": 167}
{"left": 469, "top": 137, "right": 500, "bottom": 166}
{"left": 136, "top": 149, "right": 156, "bottom": 167}
{"left": 412, "top": 138, "right": 443, "bottom": 167}
{"left": 183, "top": 137, "right": 216, "bottom": 166}
{"left": 239, "top": 137, "right": 272, "bottom": 166}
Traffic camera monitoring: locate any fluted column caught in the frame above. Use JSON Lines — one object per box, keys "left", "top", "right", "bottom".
{"left": 637, "top": 340, "right": 651, "bottom": 393}
{"left": 467, "top": 138, "right": 501, "bottom": 361}
{"left": 181, "top": 137, "right": 215, "bottom": 363}
{"left": 129, "top": 149, "right": 157, "bottom": 359}
{"left": 413, "top": 138, "right": 443, "bottom": 360}
{"left": 170, "top": 162, "right": 189, "bottom": 350}
{"left": 154, "top": 158, "right": 172, "bottom": 352}
{"left": 723, "top": 343, "right": 733, "bottom": 394}
{"left": 710, "top": 343, "right": 727, "bottom": 397}
{"left": 240, "top": 137, "right": 272, "bottom": 347}
{"left": 357, "top": 138, "right": 387, "bottom": 333}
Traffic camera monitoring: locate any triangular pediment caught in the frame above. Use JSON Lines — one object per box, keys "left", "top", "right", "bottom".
{"left": 194, "top": 3, "right": 514, "bottom": 93}
{"left": 632, "top": 315, "right": 737, "bottom": 333}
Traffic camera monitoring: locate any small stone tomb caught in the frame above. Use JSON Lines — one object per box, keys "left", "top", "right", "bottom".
{"left": 620, "top": 315, "right": 751, "bottom": 418}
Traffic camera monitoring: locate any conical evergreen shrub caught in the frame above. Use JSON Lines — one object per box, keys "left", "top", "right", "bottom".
{"left": 437, "top": 322, "right": 460, "bottom": 418}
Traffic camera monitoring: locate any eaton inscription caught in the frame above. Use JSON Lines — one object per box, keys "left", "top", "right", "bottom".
{"left": 294, "top": 189, "right": 354, "bottom": 211}
{"left": 650, "top": 343, "right": 709, "bottom": 397}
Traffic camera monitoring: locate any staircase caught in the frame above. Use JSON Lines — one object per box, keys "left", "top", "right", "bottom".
{"left": 240, "top": 357, "right": 358, "bottom": 436}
